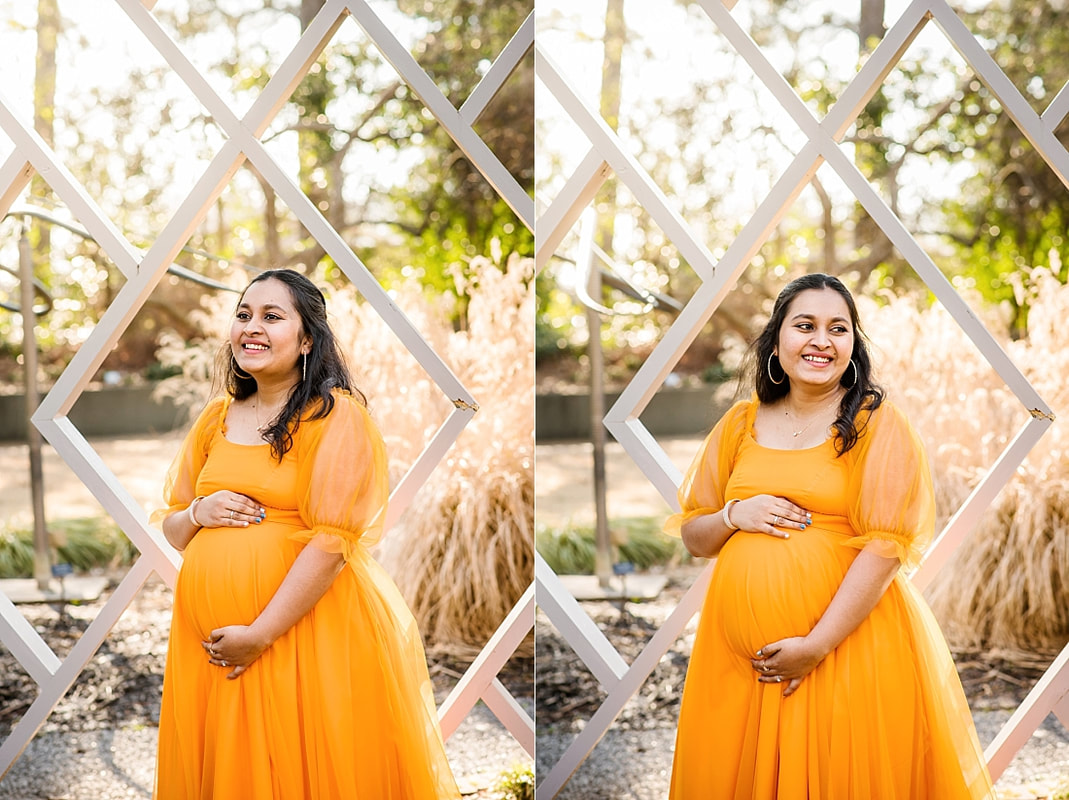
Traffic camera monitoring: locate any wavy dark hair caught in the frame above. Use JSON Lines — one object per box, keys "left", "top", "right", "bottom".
{"left": 216, "top": 269, "right": 365, "bottom": 461}
{"left": 749, "top": 273, "right": 882, "bottom": 455}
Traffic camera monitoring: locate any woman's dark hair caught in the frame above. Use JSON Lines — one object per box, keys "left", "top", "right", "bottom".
{"left": 749, "top": 273, "right": 883, "bottom": 455}
{"left": 216, "top": 268, "right": 365, "bottom": 461}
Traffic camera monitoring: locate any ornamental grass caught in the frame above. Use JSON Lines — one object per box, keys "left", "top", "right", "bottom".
{"left": 859, "top": 269, "right": 1069, "bottom": 652}
{"left": 329, "top": 253, "right": 534, "bottom": 658}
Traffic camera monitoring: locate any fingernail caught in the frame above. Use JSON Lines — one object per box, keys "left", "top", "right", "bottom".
{"left": 242, "top": 521, "right": 249, "bottom": 527}
{"left": 783, "top": 533, "right": 790, "bottom": 539}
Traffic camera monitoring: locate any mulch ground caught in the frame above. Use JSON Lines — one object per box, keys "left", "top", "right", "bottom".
{"left": 535, "top": 568, "right": 1059, "bottom": 736}
{"left": 0, "top": 575, "right": 533, "bottom": 741}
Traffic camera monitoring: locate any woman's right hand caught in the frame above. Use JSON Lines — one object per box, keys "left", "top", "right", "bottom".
{"left": 730, "top": 495, "right": 810, "bottom": 539}
{"left": 193, "top": 491, "right": 265, "bottom": 528}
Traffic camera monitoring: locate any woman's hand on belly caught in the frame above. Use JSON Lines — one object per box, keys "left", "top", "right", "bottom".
{"left": 750, "top": 636, "right": 824, "bottom": 698}
{"left": 202, "top": 624, "right": 271, "bottom": 680}
{"left": 731, "top": 494, "right": 811, "bottom": 538}
{"left": 195, "top": 491, "right": 266, "bottom": 529}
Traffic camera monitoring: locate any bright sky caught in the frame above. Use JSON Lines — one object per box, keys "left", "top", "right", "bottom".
{"left": 536, "top": 0, "right": 994, "bottom": 252}
{"left": 0, "top": 0, "right": 433, "bottom": 245}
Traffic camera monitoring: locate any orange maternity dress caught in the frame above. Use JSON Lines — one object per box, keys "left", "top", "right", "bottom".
{"left": 151, "top": 392, "right": 459, "bottom": 799}
{"left": 665, "top": 397, "right": 995, "bottom": 799}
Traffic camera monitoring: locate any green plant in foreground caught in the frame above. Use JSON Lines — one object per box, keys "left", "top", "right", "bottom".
{"left": 535, "top": 517, "right": 687, "bottom": 575}
{"left": 0, "top": 517, "right": 137, "bottom": 579}
{"left": 494, "top": 763, "right": 533, "bottom": 800}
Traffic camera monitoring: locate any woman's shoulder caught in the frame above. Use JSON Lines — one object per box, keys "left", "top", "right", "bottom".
{"left": 859, "top": 396, "right": 912, "bottom": 431}
{"left": 705, "top": 395, "right": 755, "bottom": 444}
{"left": 724, "top": 395, "right": 757, "bottom": 419}
{"left": 192, "top": 395, "right": 229, "bottom": 432}
{"left": 854, "top": 395, "right": 926, "bottom": 454}
{"left": 301, "top": 388, "right": 374, "bottom": 433}
{"left": 724, "top": 394, "right": 758, "bottom": 429}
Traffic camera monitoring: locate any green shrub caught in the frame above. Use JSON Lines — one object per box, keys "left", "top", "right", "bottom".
{"left": 536, "top": 517, "right": 686, "bottom": 574}
{"left": 0, "top": 517, "right": 137, "bottom": 578}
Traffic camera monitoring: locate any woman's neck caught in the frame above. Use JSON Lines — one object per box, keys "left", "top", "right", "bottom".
{"left": 783, "top": 386, "right": 843, "bottom": 412}
{"left": 251, "top": 377, "right": 298, "bottom": 410}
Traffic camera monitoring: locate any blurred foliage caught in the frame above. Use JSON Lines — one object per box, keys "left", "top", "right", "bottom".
{"left": 493, "top": 764, "right": 534, "bottom": 800}
{"left": 0, "top": 517, "right": 137, "bottom": 579}
{"left": 535, "top": 517, "right": 688, "bottom": 575}
{"left": 537, "top": 0, "right": 1069, "bottom": 385}
{"left": 0, "top": 0, "right": 532, "bottom": 386}
{"left": 941, "top": 2, "right": 1069, "bottom": 336}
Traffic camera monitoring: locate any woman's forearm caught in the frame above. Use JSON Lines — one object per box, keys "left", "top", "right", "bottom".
{"left": 680, "top": 510, "right": 737, "bottom": 558}
{"left": 247, "top": 545, "right": 346, "bottom": 649}
{"left": 805, "top": 546, "right": 900, "bottom": 658}
{"left": 162, "top": 507, "right": 200, "bottom": 551}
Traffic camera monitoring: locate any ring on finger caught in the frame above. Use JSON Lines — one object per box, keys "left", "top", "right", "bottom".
{"left": 762, "top": 665, "right": 770, "bottom": 672}
{"left": 773, "top": 515, "right": 781, "bottom": 526}
{"left": 229, "top": 509, "right": 234, "bottom": 520}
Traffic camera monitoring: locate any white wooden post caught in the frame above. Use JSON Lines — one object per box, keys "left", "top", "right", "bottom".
{"left": 0, "top": 0, "right": 534, "bottom": 778}
{"left": 535, "top": 1, "right": 1061, "bottom": 795}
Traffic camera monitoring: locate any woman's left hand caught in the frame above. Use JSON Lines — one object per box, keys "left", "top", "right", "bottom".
{"left": 202, "top": 625, "right": 270, "bottom": 680}
{"left": 750, "top": 636, "right": 825, "bottom": 698}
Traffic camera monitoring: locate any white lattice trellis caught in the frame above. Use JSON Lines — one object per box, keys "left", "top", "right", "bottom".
{"left": 535, "top": 0, "right": 1066, "bottom": 795}
{"left": 0, "top": 0, "right": 534, "bottom": 778}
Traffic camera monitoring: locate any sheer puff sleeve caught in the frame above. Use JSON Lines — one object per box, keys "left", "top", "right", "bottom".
{"left": 663, "top": 398, "right": 752, "bottom": 538}
{"left": 844, "top": 400, "right": 936, "bottom": 570}
{"left": 291, "top": 391, "right": 389, "bottom": 562}
{"left": 149, "top": 397, "right": 225, "bottom": 528}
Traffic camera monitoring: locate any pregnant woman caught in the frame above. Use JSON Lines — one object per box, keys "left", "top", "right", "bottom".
{"left": 665, "top": 273, "right": 995, "bottom": 799}
{"left": 152, "top": 269, "right": 459, "bottom": 799}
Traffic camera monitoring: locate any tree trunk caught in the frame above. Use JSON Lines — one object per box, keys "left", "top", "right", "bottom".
{"left": 859, "top": 0, "right": 886, "bottom": 53}
{"left": 591, "top": 0, "right": 626, "bottom": 588}
{"left": 301, "top": 0, "right": 326, "bottom": 31}
{"left": 32, "top": 0, "right": 60, "bottom": 265}
{"left": 853, "top": 0, "right": 888, "bottom": 264}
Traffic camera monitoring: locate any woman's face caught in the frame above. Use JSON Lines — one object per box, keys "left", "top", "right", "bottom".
{"left": 774, "top": 288, "right": 855, "bottom": 392}
{"left": 230, "top": 277, "right": 310, "bottom": 384}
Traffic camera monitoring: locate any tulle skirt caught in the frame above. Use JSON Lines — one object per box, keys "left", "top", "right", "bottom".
{"left": 669, "top": 516, "right": 994, "bottom": 799}
{"left": 155, "top": 515, "right": 458, "bottom": 799}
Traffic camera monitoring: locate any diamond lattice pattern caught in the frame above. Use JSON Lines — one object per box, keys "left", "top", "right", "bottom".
{"left": 534, "top": 1, "right": 1064, "bottom": 795}
{"left": 0, "top": 0, "right": 534, "bottom": 777}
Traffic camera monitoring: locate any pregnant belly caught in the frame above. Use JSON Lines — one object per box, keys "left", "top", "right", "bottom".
{"left": 175, "top": 522, "right": 301, "bottom": 639}
{"left": 711, "top": 525, "right": 854, "bottom": 658}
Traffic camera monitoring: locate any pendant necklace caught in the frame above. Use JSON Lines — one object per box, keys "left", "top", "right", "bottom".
{"left": 255, "top": 399, "right": 281, "bottom": 434}
{"left": 784, "top": 396, "right": 841, "bottom": 438}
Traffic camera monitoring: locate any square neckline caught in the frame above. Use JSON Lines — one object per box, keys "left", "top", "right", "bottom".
{"left": 219, "top": 395, "right": 271, "bottom": 448}
{"left": 746, "top": 395, "right": 836, "bottom": 453}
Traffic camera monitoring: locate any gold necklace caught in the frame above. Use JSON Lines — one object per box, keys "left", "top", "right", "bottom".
{"left": 254, "top": 399, "right": 283, "bottom": 433}
{"left": 784, "top": 396, "right": 841, "bottom": 438}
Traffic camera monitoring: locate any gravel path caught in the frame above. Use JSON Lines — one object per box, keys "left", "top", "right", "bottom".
{"left": 0, "top": 703, "right": 530, "bottom": 800}
{"left": 536, "top": 713, "right": 1069, "bottom": 800}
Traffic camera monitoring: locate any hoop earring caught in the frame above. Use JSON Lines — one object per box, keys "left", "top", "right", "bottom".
{"left": 302, "top": 352, "right": 307, "bottom": 382}
{"left": 231, "top": 355, "right": 253, "bottom": 380}
{"left": 842, "top": 358, "right": 858, "bottom": 389}
{"left": 767, "top": 352, "right": 785, "bottom": 385}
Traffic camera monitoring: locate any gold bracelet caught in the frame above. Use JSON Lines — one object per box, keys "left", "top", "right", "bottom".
{"left": 722, "top": 498, "right": 741, "bottom": 531}
{"left": 188, "top": 496, "right": 206, "bottom": 528}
